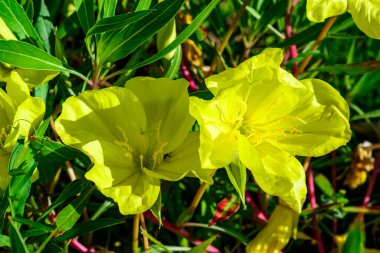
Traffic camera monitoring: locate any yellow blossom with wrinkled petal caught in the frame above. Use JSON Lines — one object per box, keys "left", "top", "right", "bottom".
{"left": 189, "top": 48, "right": 351, "bottom": 212}
{"left": 246, "top": 204, "right": 298, "bottom": 253}
{"left": 55, "top": 77, "right": 214, "bottom": 215}
{"left": 0, "top": 81, "right": 45, "bottom": 190}
{"left": 307, "top": 0, "right": 380, "bottom": 39}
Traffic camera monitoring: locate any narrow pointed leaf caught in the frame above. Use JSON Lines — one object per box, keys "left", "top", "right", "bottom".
{"left": 188, "top": 234, "right": 219, "bottom": 253}
{"left": 98, "top": 0, "right": 117, "bottom": 19}
{"left": 53, "top": 218, "right": 124, "bottom": 242}
{"left": 73, "top": 0, "right": 94, "bottom": 34}
{"left": 87, "top": 10, "right": 153, "bottom": 36}
{"left": 225, "top": 161, "right": 246, "bottom": 205}
{"left": 98, "top": 0, "right": 185, "bottom": 64}
{"left": 9, "top": 219, "right": 30, "bottom": 253}
{"left": 0, "top": 0, "right": 44, "bottom": 49}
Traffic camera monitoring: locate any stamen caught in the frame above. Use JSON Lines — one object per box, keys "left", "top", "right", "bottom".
{"left": 114, "top": 126, "right": 134, "bottom": 160}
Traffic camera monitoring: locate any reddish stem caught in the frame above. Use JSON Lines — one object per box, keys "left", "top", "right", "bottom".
{"left": 307, "top": 165, "right": 325, "bottom": 253}
{"left": 360, "top": 150, "right": 380, "bottom": 221}
{"left": 284, "top": 0, "right": 299, "bottom": 74}
{"left": 245, "top": 191, "right": 267, "bottom": 222}
{"left": 144, "top": 211, "right": 221, "bottom": 253}
{"left": 180, "top": 62, "right": 198, "bottom": 91}
{"left": 70, "top": 239, "right": 96, "bottom": 253}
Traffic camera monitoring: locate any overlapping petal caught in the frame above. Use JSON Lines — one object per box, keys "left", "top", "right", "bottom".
{"left": 125, "top": 77, "right": 194, "bottom": 153}
{"left": 56, "top": 77, "right": 208, "bottom": 215}
{"left": 306, "top": 0, "right": 347, "bottom": 22}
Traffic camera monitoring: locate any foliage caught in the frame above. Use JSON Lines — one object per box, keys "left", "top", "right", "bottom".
{"left": 0, "top": 0, "right": 379, "bottom": 252}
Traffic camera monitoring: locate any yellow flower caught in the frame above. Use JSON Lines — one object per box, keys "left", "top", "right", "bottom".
{"left": 246, "top": 204, "right": 298, "bottom": 253}
{"left": 307, "top": 0, "right": 380, "bottom": 39}
{"left": 55, "top": 77, "right": 214, "bottom": 215}
{"left": 0, "top": 82, "right": 45, "bottom": 190}
{"left": 189, "top": 48, "right": 351, "bottom": 212}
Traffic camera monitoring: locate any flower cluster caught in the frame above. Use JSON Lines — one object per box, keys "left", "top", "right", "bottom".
{"left": 0, "top": 81, "right": 45, "bottom": 190}
{"left": 307, "top": 0, "right": 380, "bottom": 39}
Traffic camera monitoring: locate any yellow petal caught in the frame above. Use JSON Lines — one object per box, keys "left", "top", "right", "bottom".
{"left": 150, "top": 132, "right": 215, "bottom": 184}
{"left": 238, "top": 135, "right": 306, "bottom": 213}
{"left": 4, "top": 97, "right": 45, "bottom": 151}
{"left": 125, "top": 77, "right": 194, "bottom": 153}
{"left": 86, "top": 162, "right": 161, "bottom": 215}
{"left": 0, "top": 17, "right": 17, "bottom": 40}
{"left": 307, "top": 0, "right": 347, "bottom": 22}
{"left": 268, "top": 78, "right": 351, "bottom": 157}
{"left": 13, "top": 69, "right": 59, "bottom": 87}
{"left": 6, "top": 80, "right": 30, "bottom": 107}
{"left": 0, "top": 88, "right": 15, "bottom": 130}
{"left": 246, "top": 204, "right": 298, "bottom": 253}
{"left": 205, "top": 48, "right": 284, "bottom": 95}
{"left": 55, "top": 87, "right": 147, "bottom": 157}
{"left": 347, "top": 0, "right": 380, "bottom": 39}
{"left": 189, "top": 84, "right": 246, "bottom": 168}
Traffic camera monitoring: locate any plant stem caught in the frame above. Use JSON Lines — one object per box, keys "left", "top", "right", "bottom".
{"left": 285, "top": 0, "right": 299, "bottom": 73}
{"left": 140, "top": 214, "right": 150, "bottom": 252}
{"left": 295, "top": 16, "right": 337, "bottom": 78}
{"left": 307, "top": 164, "right": 325, "bottom": 253}
{"left": 209, "top": 0, "right": 251, "bottom": 75}
{"left": 189, "top": 182, "right": 209, "bottom": 213}
{"left": 132, "top": 214, "right": 140, "bottom": 253}
{"left": 360, "top": 150, "right": 380, "bottom": 220}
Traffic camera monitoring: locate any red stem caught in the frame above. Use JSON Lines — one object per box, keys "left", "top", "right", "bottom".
{"left": 245, "top": 191, "right": 267, "bottom": 222}
{"left": 180, "top": 61, "right": 198, "bottom": 91}
{"left": 144, "top": 211, "right": 221, "bottom": 253}
{"left": 361, "top": 150, "right": 380, "bottom": 212}
{"left": 284, "top": 0, "right": 299, "bottom": 74}
{"left": 307, "top": 165, "right": 325, "bottom": 253}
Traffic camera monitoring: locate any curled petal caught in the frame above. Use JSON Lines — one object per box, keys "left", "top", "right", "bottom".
{"left": 246, "top": 204, "right": 298, "bottom": 253}
{"left": 55, "top": 87, "right": 147, "bottom": 158}
{"left": 238, "top": 135, "right": 306, "bottom": 213}
{"left": 205, "top": 48, "right": 284, "bottom": 95}
{"left": 307, "top": 0, "right": 347, "bottom": 22}
{"left": 189, "top": 85, "right": 246, "bottom": 168}
{"left": 270, "top": 79, "right": 351, "bottom": 157}
{"left": 86, "top": 162, "right": 161, "bottom": 215}
{"left": 348, "top": 0, "right": 380, "bottom": 39}
{"left": 5, "top": 97, "right": 45, "bottom": 151}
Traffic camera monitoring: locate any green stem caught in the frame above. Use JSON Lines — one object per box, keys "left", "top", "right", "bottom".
{"left": 132, "top": 213, "right": 140, "bottom": 252}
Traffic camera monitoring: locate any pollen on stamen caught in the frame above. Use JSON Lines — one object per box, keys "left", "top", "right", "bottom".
{"left": 114, "top": 126, "right": 134, "bottom": 160}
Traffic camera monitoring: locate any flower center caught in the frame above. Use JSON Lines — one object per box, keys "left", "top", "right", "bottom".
{"left": 114, "top": 124, "right": 169, "bottom": 172}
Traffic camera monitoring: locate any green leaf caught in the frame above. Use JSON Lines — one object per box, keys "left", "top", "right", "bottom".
{"left": 23, "top": 0, "right": 34, "bottom": 22}
{"left": 225, "top": 161, "right": 246, "bottom": 206}
{"left": 0, "top": 234, "right": 10, "bottom": 247}
{"left": 98, "top": 0, "right": 117, "bottom": 19}
{"left": 342, "top": 218, "right": 365, "bottom": 253}
{"left": 351, "top": 109, "right": 380, "bottom": 121}
{"left": 38, "top": 179, "right": 91, "bottom": 221}
{"left": 316, "top": 61, "right": 380, "bottom": 75}
{"left": 106, "top": 0, "right": 221, "bottom": 77}
{"left": 0, "top": 40, "right": 89, "bottom": 82}
{"left": 253, "top": 0, "right": 287, "bottom": 34}
{"left": 9, "top": 218, "right": 30, "bottom": 253}
{"left": 8, "top": 138, "right": 37, "bottom": 216}
{"left": 87, "top": 10, "right": 154, "bottom": 36}
{"left": 73, "top": 0, "right": 94, "bottom": 34}
{"left": 98, "top": 0, "right": 185, "bottom": 64}
{"left": 187, "top": 234, "right": 219, "bottom": 253}
{"left": 34, "top": 117, "right": 51, "bottom": 138}
{"left": 13, "top": 217, "right": 55, "bottom": 233}
{"left": 53, "top": 218, "right": 124, "bottom": 242}
{"left": 277, "top": 23, "right": 325, "bottom": 48}
{"left": 34, "top": 0, "right": 54, "bottom": 53}
{"left": 134, "top": 0, "right": 152, "bottom": 11}
{"left": 0, "top": 40, "right": 67, "bottom": 71}
{"left": 150, "top": 191, "right": 162, "bottom": 226}
{"left": 55, "top": 185, "right": 94, "bottom": 233}
{"left": 164, "top": 46, "right": 182, "bottom": 79}
{"left": 0, "top": 0, "right": 44, "bottom": 49}
{"left": 314, "top": 173, "right": 334, "bottom": 196}
{"left": 30, "top": 138, "right": 81, "bottom": 183}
